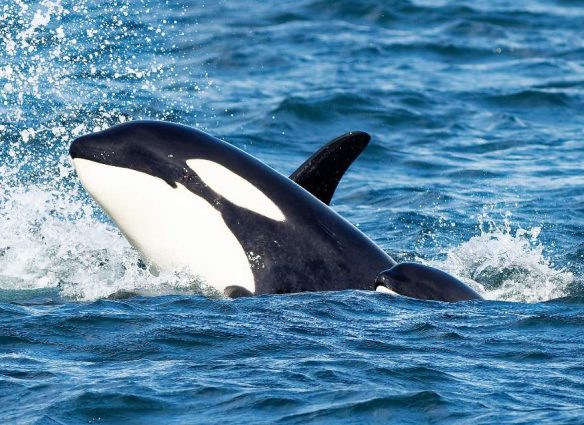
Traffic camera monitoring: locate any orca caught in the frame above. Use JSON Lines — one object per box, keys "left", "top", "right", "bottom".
{"left": 375, "top": 263, "right": 482, "bottom": 302}
{"left": 69, "top": 121, "right": 482, "bottom": 302}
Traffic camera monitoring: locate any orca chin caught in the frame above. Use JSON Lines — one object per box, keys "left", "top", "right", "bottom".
{"left": 375, "top": 263, "right": 483, "bottom": 302}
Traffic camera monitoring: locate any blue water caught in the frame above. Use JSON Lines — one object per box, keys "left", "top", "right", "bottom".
{"left": 1, "top": 0, "right": 584, "bottom": 423}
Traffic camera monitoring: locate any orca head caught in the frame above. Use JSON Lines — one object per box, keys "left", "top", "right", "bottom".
{"left": 69, "top": 120, "right": 202, "bottom": 187}
{"left": 68, "top": 120, "right": 283, "bottom": 295}
{"left": 374, "top": 263, "right": 483, "bottom": 302}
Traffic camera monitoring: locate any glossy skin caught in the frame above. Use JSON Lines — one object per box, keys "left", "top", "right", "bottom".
{"left": 375, "top": 263, "right": 483, "bottom": 302}
{"left": 70, "top": 121, "right": 396, "bottom": 295}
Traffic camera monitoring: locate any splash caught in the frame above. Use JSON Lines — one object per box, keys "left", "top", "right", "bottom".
{"left": 0, "top": 0, "right": 211, "bottom": 149}
{"left": 427, "top": 212, "right": 573, "bottom": 303}
{"left": 0, "top": 180, "right": 219, "bottom": 301}
{"left": 0, "top": 1, "right": 222, "bottom": 301}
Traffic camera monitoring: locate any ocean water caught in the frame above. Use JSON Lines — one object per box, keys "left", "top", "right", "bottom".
{"left": 1, "top": 0, "right": 584, "bottom": 423}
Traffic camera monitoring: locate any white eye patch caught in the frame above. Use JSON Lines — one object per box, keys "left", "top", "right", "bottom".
{"left": 187, "top": 159, "right": 285, "bottom": 222}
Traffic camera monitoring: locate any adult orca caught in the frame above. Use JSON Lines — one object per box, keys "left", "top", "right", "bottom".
{"left": 69, "top": 121, "right": 482, "bottom": 302}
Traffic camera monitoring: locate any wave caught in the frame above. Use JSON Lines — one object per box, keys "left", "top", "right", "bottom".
{"left": 484, "top": 90, "right": 578, "bottom": 109}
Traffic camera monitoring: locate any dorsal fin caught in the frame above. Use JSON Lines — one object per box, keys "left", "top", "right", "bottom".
{"left": 289, "top": 131, "right": 370, "bottom": 205}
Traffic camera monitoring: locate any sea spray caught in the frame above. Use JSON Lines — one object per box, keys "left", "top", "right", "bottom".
{"left": 426, "top": 212, "right": 572, "bottom": 303}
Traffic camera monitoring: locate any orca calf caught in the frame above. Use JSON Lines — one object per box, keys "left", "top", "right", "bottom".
{"left": 69, "top": 121, "right": 482, "bottom": 302}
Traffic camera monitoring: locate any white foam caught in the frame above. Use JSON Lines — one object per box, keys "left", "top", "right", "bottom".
{"left": 424, "top": 213, "right": 572, "bottom": 303}
{"left": 0, "top": 0, "right": 223, "bottom": 301}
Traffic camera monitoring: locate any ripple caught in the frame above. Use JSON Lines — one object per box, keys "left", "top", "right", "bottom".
{"left": 485, "top": 90, "right": 577, "bottom": 109}
{"left": 514, "top": 314, "right": 584, "bottom": 328}
{"left": 46, "top": 392, "right": 175, "bottom": 423}
{"left": 272, "top": 93, "right": 375, "bottom": 123}
{"left": 0, "top": 369, "right": 56, "bottom": 380}
{"left": 280, "top": 391, "right": 453, "bottom": 423}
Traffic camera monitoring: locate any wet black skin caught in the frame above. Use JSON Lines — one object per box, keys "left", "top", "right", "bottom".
{"left": 290, "top": 131, "right": 371, "bottom": 205}
{"left": 70, "top": 120, "right": 481, "bottom": 302}
{"left": 375, "top": 263, "right": 483, "bottom": 302}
